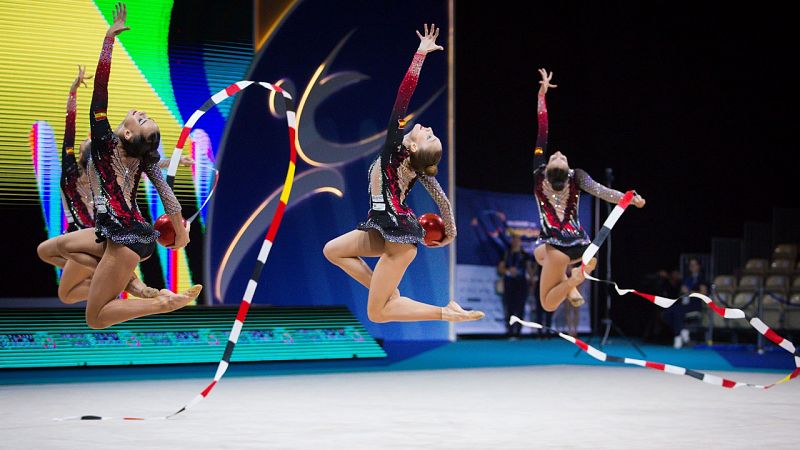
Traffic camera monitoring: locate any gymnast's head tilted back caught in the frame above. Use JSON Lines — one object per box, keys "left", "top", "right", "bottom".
{"left": 403, "top": 123, "right": 442, "bottom": 176}
{"left": 115, "top": 109, "right": 161, "bottom": 165}
{"left": 545, "top": 151, "right": 570, "bottom": 191}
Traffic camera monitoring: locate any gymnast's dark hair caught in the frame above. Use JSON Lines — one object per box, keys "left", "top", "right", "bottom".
{"left": 546, "top": 167, "right": 569, "bottom": 191}
{"left": 121, "top": 130, "right": 161, "bottom": 166}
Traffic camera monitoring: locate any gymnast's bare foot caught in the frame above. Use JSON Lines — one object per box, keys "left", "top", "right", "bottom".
{"left": 124, "top": 276, "right": 159, "bottom": 298}
{"left": 441, "top": 300, "right": 484, "bottom": 322}
{"left": 567, "top": 287, "right": 585, "bottom": 307}
{"left": 569, "top": 257, "right": 597, "bottom": 287}
{"left": 158, "top": 285, "right": 203, "bottom": 312}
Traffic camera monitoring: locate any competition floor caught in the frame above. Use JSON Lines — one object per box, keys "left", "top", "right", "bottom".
{"left": 1, "top": 340, "right": 797, "bottom": 449}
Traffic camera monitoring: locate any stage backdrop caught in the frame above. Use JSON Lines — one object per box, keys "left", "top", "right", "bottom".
{"left": 0, "top": 0, "right": 452, "bottom": 342}
{"left": 454, "top": 187, "right": 593, "bottom": 335}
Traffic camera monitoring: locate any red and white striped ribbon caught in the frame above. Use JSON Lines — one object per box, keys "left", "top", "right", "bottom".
{"left": 515, "top": 190, "right": 800, "bottom": 389}
{"left": 510, "top": 316, "right": 800, "bottom": 389}
{"left": 165, "top": 81, "right": 257, "bottom": 188}
{"left": 56, "top": 81, "right": 297, "bottom": 421}
{"left": 170, "top": 81, "right": 297, "bottom": 418}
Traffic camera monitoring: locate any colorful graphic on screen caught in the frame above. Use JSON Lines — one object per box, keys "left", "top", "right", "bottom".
{"left": 0, "top": 0, "right": 252, "bottom": 291}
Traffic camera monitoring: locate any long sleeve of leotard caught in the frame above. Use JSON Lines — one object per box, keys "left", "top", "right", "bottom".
{"left": 418, "top": 174, "right": 456, "bottom": 238}
{"left": 90, "top": 35, "right": 115, "bottom": 154}
{"left": 62, "top": 87, "right": 78, "bottom": 174}
{"left": 533, "top": 91, "right": 548, "bottom": 172}
{"left": 61, "top": 86, "right": 79, "bottom": 221}
{"left": 143, "top": 162, "right": 181, "bottom": 214}
{"left": 382, "top": 51, "right": 426, "bottom": 159}
{"left": 60, "top": 85, "right": 94, "bottom": 228}
{"left": 575, "top": 169, "right": 624, "bottom": 204}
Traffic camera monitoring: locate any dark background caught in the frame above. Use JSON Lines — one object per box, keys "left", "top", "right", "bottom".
{"left": 456, "top": 1, "right": 798, "bottom": 281}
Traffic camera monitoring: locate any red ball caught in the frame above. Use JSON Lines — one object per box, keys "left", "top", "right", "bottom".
{"left": 154, "top": 214, "right": 187, "bottom": 247}
{"left": 419, "top": 213, "right": 445, "bottom": 246}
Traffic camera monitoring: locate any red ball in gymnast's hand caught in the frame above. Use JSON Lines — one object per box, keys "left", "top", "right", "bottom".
{"left": 154, "top": 214, "right": 187, "bottom": 247}
{"left": 419, "top": 213, "right": 445, "bottom": 246}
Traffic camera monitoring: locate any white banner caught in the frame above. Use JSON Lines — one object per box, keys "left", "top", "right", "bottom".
{"left": 454, "top": 264, "right": 507, "bottom": 334}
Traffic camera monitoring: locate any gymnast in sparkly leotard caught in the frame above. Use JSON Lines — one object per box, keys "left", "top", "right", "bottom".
{"left": 36, "top": 65, "right": 162, "bottom": 303}
{"left": 324, "top": 24, "right": 483, "bottom": 323}
{"left": 531, "top": 68, "right": 646, "bottom": 312}
{"left": 52, "top": 4, "right": 200, "bottom": 328}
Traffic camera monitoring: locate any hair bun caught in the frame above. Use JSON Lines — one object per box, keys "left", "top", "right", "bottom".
{"left": 424, "top": 165, "right": 438, "bottom": 176}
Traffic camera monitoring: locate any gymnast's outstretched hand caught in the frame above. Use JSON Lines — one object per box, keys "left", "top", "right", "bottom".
{"left": 106, "top": 2, "right": 131, "bottom": 37}
{"left": 538, "top": 68, "right": 557, "bottom": 95}
{"left": 70, "top": 65, "right": 92, "bottom": 90}
{"left": 416, "top": 23, "right": 444, "bottom": 54}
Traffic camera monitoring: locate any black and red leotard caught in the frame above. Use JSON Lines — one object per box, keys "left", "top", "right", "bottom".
{"left": 357, "top": 51, "right": 456, "bottom": 244}
{"left": 60, "top": 85, "right": 94, "bottom": 231}
{"left": 88, "top": 35, "right": 180, "bottom": 258}
{"left": 532, "top": 91, "right": 623, "bottom": 260}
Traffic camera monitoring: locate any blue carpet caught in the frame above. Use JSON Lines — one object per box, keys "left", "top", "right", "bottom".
{"left": 390, "top": 339, "right": 736, "bottom": 371}
{"left": 716, "top": 348, "right": 795, "bottom": 370}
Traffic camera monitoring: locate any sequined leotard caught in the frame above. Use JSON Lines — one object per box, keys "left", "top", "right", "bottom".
{"left": 533, "top": 91, "right": 623, "bottom": 259}
{"left": 89, "top": 35, "right": 181, "bottom": 258}
{"left": 357, "top": 51, "right": 456, "bottom": 245}
{"left": 60, "top": 85, "right": 94, "bottom": 231}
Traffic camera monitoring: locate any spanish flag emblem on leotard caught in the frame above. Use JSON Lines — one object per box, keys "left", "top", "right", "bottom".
{"left": 94, "top": 110, "right": 107, "bottom": 121}
{"left": 66, "top": 146, "right": 75, "bottom": 155}
{"left": 534, "top": 147, "right": 544, "bottom": 155}
{"left": 398, "top": 118, "right": 407, "bottom": 128}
